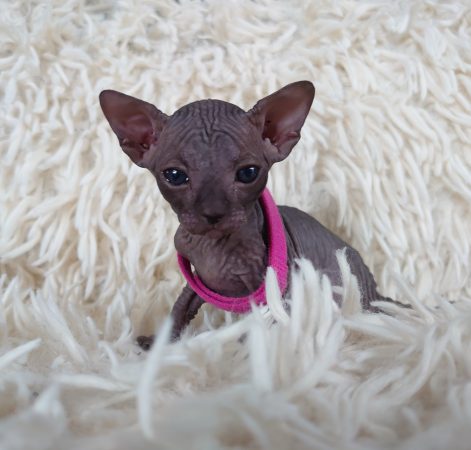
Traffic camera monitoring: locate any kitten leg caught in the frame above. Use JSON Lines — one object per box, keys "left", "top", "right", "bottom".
{"left": 170, "top": 285, "right": 204, "bottom": 341}
{"left": 136, "top": 285, "right": 204, "bottom": 350}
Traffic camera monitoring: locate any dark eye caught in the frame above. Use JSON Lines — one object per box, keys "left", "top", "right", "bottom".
{"left": 236, "top": 166, "right": 259, "bottom": 184}
{"left": 163, "top": 168, "right": 189, "bottom": 186}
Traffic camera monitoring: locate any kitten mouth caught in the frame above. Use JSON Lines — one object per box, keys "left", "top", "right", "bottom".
{"left": 179, "top": 213, "right": 246, "bottom": 237}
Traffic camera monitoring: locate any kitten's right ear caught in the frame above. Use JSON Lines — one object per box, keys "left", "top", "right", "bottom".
{"left": 99, "top": 90, "right": 168, "bottom": 167}
{"left": 247, "top": 81, "right": 314, "bottom": 163}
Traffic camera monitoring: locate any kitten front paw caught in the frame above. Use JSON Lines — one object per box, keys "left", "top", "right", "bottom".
{"left": 136, "top": 335, "right": 155, "bottom": 351}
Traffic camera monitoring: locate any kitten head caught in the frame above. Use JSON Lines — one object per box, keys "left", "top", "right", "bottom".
{"left": 99, "top": 81, "right": 314, "bottom": 237}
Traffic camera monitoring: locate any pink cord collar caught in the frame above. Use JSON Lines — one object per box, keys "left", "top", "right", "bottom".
{"left": 177, "top": 189, "right": 289, "bottom": 313}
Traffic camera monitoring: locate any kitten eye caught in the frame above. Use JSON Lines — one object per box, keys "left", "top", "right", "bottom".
{"left": 163, "top": 168, "right": 189, "bottom": 186}
{"left": 236, "top": 166, "right": 260, "bottom": 184}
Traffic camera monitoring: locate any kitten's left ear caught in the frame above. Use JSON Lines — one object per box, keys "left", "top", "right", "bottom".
{"left": 99, "top": 90, "right": 168, "bottom": 167}
{"left": 247, "top": 81, "right": 315, "bottom": 162}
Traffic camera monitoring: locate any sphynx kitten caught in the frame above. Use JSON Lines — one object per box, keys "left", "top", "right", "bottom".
{"left": 99, "top": 81, "right": 391, "bottom": 350}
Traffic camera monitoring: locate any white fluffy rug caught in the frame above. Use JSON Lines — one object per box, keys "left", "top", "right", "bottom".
{"left": 1, "top": 1, "right": 471, "bottom": 448}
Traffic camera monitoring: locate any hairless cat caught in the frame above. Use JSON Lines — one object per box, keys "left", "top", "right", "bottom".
{"left": 99, "top": 81, "right": 392, "bottom": 350}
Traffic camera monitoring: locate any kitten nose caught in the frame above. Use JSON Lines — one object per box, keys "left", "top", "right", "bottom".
{"left": 203, "top": 214, "right": 224, "bottom": 225}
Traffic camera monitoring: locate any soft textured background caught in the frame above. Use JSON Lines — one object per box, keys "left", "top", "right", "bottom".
{"left": 1, "top": 1, "right": 471, "bottom": 449}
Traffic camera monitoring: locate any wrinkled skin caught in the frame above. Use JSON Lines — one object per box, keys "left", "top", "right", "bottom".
{"left": 99, "top": 81, "right": 392, "bottom": 350}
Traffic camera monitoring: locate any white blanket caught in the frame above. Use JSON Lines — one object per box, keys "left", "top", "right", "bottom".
{"left": 1, "top": 1, "right": 470, "bottom": 448}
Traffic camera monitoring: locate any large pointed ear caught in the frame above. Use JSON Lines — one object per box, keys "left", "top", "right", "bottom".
{"left": 99, "top": 90, "right": 168, "bottom": 167}
{"left": 247, "top": 81, "right": 315, "bottom": 162}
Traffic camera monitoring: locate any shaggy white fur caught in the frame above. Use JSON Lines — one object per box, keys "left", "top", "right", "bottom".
{"left": 1, "top": 0, "right": 471, "bottom": 449}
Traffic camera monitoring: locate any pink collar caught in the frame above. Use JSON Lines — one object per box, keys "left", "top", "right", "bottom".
{"left": 177, "top": 189, "right": 289, "bottom": 313}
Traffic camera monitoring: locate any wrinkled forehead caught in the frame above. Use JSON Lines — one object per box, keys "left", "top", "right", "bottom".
{"left": 157, "top": 99, "right": 256, "bottom": 167}
{"left": 170, "top": 98, "right": 248, "bottom": 131}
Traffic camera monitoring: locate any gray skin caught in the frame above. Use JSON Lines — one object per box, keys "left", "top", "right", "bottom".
{"left": 99, "top": 81, "right": 391, "bottom": 350}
